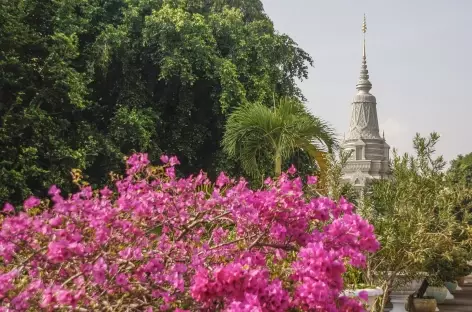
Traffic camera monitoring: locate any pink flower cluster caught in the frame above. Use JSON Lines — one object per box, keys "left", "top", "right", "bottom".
{"left": 0, "top": 154, "right": 379, "bottom": 311}
{"left": 191, "top": 252, "right": 290, "bottom": 311}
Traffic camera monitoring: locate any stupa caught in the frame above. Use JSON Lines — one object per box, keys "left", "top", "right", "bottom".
{"left": 341, "top": 15, "right": 390, "bottom": 189}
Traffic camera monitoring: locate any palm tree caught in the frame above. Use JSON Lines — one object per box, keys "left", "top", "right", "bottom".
{"left": 222, "top": 97, "right": 338, "bottom": 178}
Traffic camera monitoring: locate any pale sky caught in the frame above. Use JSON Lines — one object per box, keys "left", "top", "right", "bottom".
{"left": 261, "top": 0, "right": 472, "bottom": 162}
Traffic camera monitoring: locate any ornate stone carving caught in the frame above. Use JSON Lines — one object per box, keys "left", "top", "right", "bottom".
{"left": 348, "top": 102, "right": 381, "bottom": 140}
{"left": 345, "top": 163, "right": 371, "bottom": 172}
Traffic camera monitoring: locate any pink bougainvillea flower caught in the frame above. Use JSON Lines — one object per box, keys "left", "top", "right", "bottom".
{"left": 48, "top": 185, "right": 61, "bottom": 196}
{"left": 2, "top": 203, "right": 14, "bottom": 213}
{"left": 169, "top": 156, "right": 180, "bottom": 166}
{"left": 287, "top": 164, "right": 297, "bottom": 175}
{"left": 307, "top": 175, "right": 318, "bottom": 185}
{"left": 23, "top": 196, "right": 40, "bottom": 210}
{"left": 358, "top": 290, "right": 369, "bottom": 301}
{"left": 160, "top": 155, "right": 169, "bottom": 164}
{"left": 0, "top": 153, "right": 378, "bottom": 311}
{"left": 216, "top": 172, "right": 230, "bottom": 188}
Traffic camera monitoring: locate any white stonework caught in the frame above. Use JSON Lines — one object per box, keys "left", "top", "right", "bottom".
{"left": 342, "top": 28, "right": 390, "bottom": 189}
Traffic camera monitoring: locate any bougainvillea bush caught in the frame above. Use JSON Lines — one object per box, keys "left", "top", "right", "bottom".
{"left": 0, "top": 154, "right": 379, "bottom": 311}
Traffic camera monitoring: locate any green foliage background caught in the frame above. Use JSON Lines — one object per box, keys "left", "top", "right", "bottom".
{"left": 448, "top": 152, "right": 472, "bottom": 189}
{"left": 0, "top": 0, "right": 313, "bottom": 204}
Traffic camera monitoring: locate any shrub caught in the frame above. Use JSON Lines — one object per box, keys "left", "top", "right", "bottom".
{"left": 0, "top": 154, "right": 378, "bottom": 311}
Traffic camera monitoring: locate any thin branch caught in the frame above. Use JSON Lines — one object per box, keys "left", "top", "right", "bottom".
{"left": 176, "top": 212, "right": 204, "bottom": 241}
{"left": 248, "top": 233, "right": 265, "bottom": 250}
{"left": 61, "top": 271, "right": 84, "bottom": 287}
{"left": 254, "top": 242, "right": 298, "bottom": 251}
{"left": 209, "top": 238, "right": 245, "bottom": 251}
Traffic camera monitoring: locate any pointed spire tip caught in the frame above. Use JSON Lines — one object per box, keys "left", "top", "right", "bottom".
{"left": 356, "top": 14, "right": 372, "bottom": 93}
{"left": 362, "top": 14, "right": 367, "bottom": 58}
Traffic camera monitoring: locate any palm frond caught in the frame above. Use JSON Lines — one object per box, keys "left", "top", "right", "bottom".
{"left": 222, "top": 96, "right": 338, "bottom": 177}
{"left": 223, "top": 103, "right": 279, "bottom": 177}
{"left": 277, "top": 97, "right": 338, "bottom": 157}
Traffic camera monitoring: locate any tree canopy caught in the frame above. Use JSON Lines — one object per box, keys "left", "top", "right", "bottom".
{"left": 0, "top": 0, "right": 313, "bottom": 204}
{"left": 448, "top": 152, "right": 472, "bottom": 188}
{"left": 360, "top": 133, "right": 472, "bottom": 309}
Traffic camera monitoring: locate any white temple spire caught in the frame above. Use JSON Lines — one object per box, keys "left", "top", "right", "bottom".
{"left": 341, "top": 15, "right": 391, "bottom": 190}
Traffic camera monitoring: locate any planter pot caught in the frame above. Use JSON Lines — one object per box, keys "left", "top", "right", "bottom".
{"left": 384, "top": 302, "right": 393, "bottom": 312}
{"left": 390, "top": 280, "right": 423, "bottom": 312}
{"left": 390, "top": 279, "right": 425, "bottom": 312}
{"left": 342, "top": 288, "right": 383, "bottom": 310}
{"left": 466, "top": 274, "right": 472, "bottom": 284}
{"left": 372, "top": 272, "right": 426, "bottom": 312}
{"left": 425, "top": 287, "right": 447, "bottom": 304}
{"left": 457, "top": 276, "right": 466, "bottom": 286}
{"left": 412, "top": 298, "right": 437, "bottom": 312}
{"left": 444, "top": 281, "right": 458, "bottom": 293}
{"left": 389, "top": 291, "right": 411, "bottom": 312}
{"left": 445, "top": 288, "right": 454, "bottom": 300}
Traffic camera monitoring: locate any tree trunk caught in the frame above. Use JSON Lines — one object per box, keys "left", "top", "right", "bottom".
{"left": 274, "top": 152, "right": 282, "bottom": 176}
{"left": 416, "top": 278, "right": 429, "bottom": 298}
{"left": 381, "top": 277, "right": 395, "bottom": 312}
{"left": 381, "top": 284, "right": 390, "bottom": 312}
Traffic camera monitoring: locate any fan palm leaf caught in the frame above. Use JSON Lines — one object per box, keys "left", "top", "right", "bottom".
{"left": 223, "top": 97, "right": 338, "bottom": 177}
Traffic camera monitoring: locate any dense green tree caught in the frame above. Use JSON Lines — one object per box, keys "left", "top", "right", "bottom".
{"left": 360, "top": 133, "right": 472, "bottom": 309}
{"left": 222, "top": 96, "right": 337, "bottom": 178}
{"left": 448, "top": 153, "right": 472, "bottom": 188}
{"left": 0, "top": 0, "right": 313, "bottom": 204}
{"left": 446, "top": 154, "right": 472, "bottom": 227}
{"left": 0, "top": 0, "right": 96, "bottom": 202}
